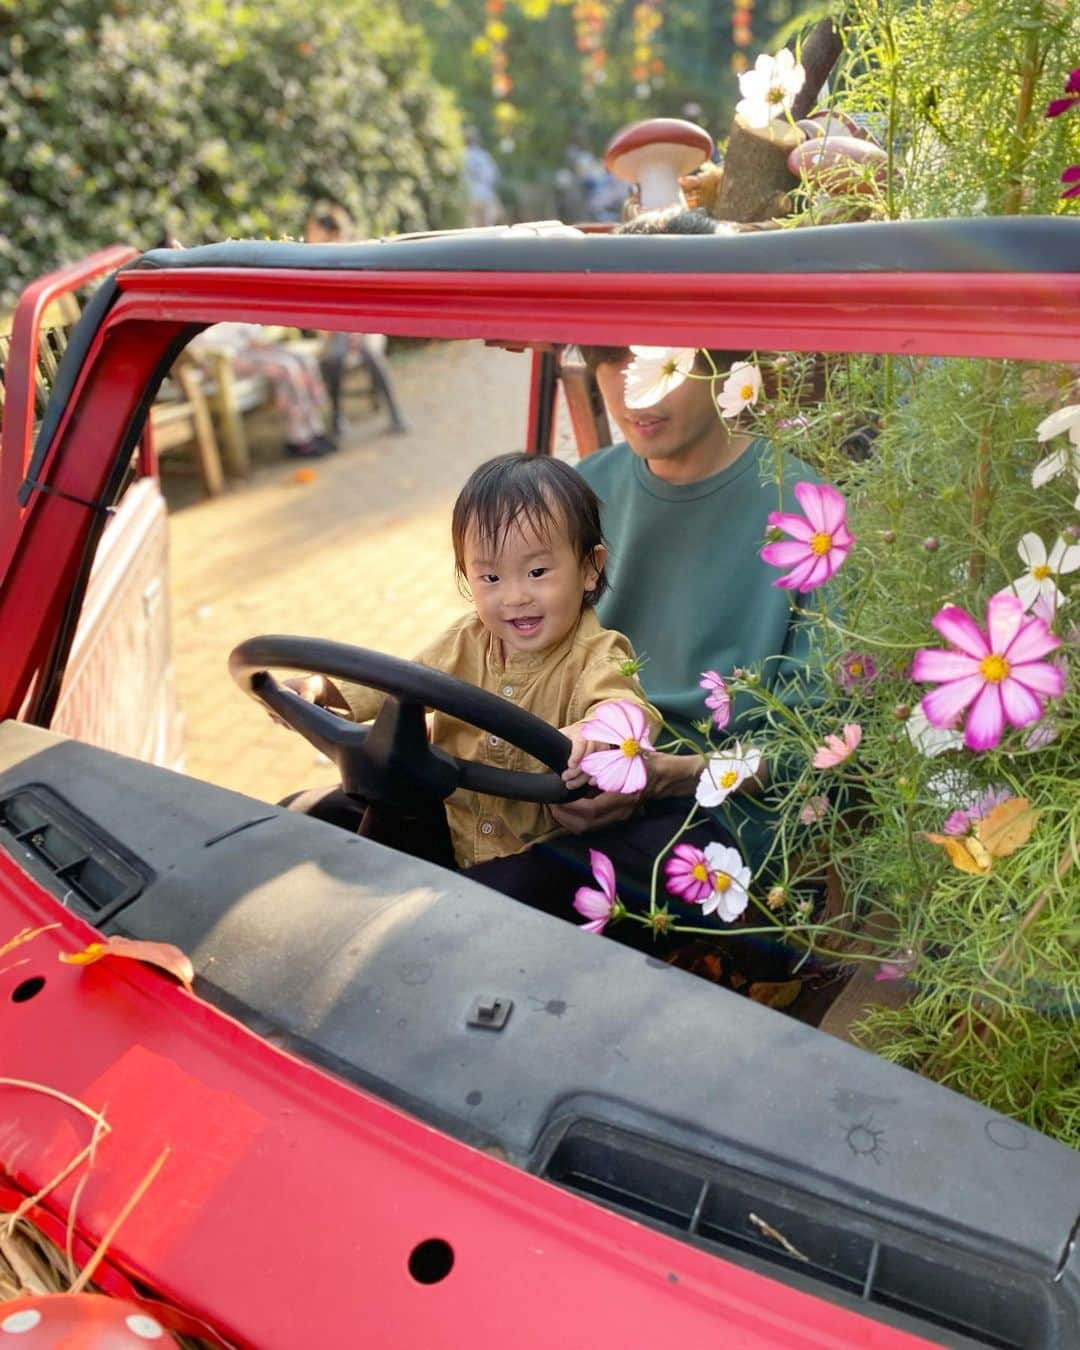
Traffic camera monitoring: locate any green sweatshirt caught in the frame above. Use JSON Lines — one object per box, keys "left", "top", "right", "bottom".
{"left": 577, "top": 438, "right": 827, "bottom": 872}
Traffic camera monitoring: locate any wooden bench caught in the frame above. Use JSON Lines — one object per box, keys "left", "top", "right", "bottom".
{"left": 194, "top": 329, "right": 378, "bottom": 476}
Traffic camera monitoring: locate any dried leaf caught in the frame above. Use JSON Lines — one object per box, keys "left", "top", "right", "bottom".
{"left": 923, "top": 797, "right": 1038, "bottom": 875}
{"left": 975, "top": 796, "right": 1039, "bottom": 858}
{"left": 923, "top": 832, "right": 993, "bottom": 875}
{"left": 60, "top": 938, "right": 194, "bottom": 990}
{"left": 748, "top": 978, "right": 802, "bottom": 1009}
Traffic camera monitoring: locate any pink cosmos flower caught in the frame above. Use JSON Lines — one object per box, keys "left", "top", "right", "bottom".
{"left": 579, "top": 700, "right": 654, "bottom": 794}
{"left": 699, "top": 670, "right": 731, "bottom": 730}
{"left": 664, "top": 843, "right": 716, "bottom": 904}
{"left": 573, "top": 849, "right": 618, "bottom": 934}
{"left": 1062, "top": 165, "right": 1080, "bottom": 200}
{"left": 812, "top": 722, "right": 862, "bottom": 769}
{"left": 1045, "top": 67, "right": 1080, "bottom": 119}
{"left": 1031, "top": 590, "right": 1058, "bottom": 629}
{"left": 874, "top": 950, "right": 918, "bottom": 983}
{"left": 760, "top": 482, "right": 853, "bottom": 591}
{"left": 836, "top": 651, "right": 877, "bottom": 689}
{"left": 799, "top": 795, "right": 829, "bottom": 825}
{"left": 911, "top": 594, "right": 1064, "bottom": 752}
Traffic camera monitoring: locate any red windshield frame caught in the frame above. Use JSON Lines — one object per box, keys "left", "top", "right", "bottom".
{"left": 2, "top": 261, "right": 1079, "bottom": 725}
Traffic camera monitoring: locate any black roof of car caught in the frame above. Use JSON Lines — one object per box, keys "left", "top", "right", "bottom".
{"left": 129, "top": 217, "right": 1080, "bottom": 276}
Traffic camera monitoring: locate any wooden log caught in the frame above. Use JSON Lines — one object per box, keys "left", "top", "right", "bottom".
{"left": 713, "top": 17, "right": 846, "bottom": 225}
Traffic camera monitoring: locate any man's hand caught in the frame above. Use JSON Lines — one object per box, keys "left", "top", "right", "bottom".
{"left": 550, "top": 790, "right": 640, "bottom": 833}
{"left": 551, "top": 747, "right": 708, "bottom": 833}
{"left": 645, "top": 749, "right": 707, "bottom": 798}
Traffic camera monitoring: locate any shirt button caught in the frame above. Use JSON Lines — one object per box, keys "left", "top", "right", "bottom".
{"left": 501, "top": 684, "right": 514, "bottom": 697}
{"left": 488, "top": 734, "right": 500, "bottom": 746}
{"left": 480, "top": 820, "right": 495, "bottom": 836}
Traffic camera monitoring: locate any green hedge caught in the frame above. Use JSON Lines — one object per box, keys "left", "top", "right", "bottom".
{"left": 0, "top": 0, "right": 465, "bottom": 306}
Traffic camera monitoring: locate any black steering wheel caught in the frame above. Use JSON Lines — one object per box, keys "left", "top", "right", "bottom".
{"left": 228, "top": 635, "right": 588, "bottom": 810}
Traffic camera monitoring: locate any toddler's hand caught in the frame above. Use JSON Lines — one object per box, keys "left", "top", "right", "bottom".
{"left": 560, "top": 721, "right": 600, "bottom": 790}
{"left": 269, "top": 674, "right": 325, "bottom": 727}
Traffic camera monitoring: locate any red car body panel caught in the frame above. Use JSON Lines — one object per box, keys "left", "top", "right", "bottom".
{"left": 1, "top": 247, "right": 181, "bottom": 768}
{"left": 0, "top": 854, "right": 933, "bottom": 1349}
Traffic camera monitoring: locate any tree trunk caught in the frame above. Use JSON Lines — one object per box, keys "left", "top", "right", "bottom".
{"left": 714, "top": 17, "right": 846, "bottom": 225}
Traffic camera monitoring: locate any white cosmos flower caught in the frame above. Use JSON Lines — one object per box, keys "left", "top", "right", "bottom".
{"left": 695, "top": 743, "right": 763, "bottom": 808}
{"left": 715, "top": 361, "right": 762, "bottom": 419}
{"left": 998, "top": 532, "right": 1080, "bottom": 612}
{"left": 624, "top": 347, "right": 698, "bottom": 409}
{"left": 905, "top": 703, "right": 963, "bottom": 758}
{"left": 735, "top": 49, "right": 806, "bottom": 131}
{"left": 700, "top": 842, "right": 751, "bottom": 922}
{"left": 1033, "top": 404, "right": 1080, "bottom": 508}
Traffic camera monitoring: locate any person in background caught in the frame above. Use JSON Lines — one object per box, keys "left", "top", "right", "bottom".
{"left": 160, "top": 228, "right": 336, "bottom": 459}
{"left": 464, "top": 127, "right": 502, "bottom": 228}
{"left": 303, "top": 202, "right": 409, "bottom": 437}
{"left": 188, "top": 325, "right": 334, "bottom": 460}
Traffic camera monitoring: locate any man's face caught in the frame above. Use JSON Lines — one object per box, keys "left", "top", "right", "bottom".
{"left": 594, "top": 352, "right": 723, "bottom": 465}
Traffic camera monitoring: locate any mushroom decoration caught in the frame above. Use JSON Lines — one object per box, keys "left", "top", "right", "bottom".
{"left": 0, "top": 1294, "right": 181, "bottom": 1347}
{"left": 787, "top": 134, "right": 889, "bottom": 198}
{"left": 604, "top": 118, "right": 714, "bottom": 213}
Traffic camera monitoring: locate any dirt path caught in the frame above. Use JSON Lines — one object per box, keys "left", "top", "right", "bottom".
{"left": 165, "top": 341, "right": 533, "bottom": 802}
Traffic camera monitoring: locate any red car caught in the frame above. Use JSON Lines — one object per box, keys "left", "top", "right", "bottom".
{"left": 0, "top": 218, "right": 1078, "bottom": 1348}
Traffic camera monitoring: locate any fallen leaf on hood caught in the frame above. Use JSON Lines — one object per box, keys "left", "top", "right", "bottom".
{"left": 923, "top": 796, "right": 1039, "bottom": 875}
{"left": 748, "top": 978, "right": 802, "bottom": 1009}
{"left": 60, "top": 937, "right": 194, "bottom": 990}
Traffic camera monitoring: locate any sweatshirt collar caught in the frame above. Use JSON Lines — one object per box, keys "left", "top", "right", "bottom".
{"left": 630, "top": 436, "right": 766, "bottom": 501}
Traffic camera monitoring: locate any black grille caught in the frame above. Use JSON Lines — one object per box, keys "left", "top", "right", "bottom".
{"left": 544, "top": 1122, "right": 1055, "bottom": 1349}
{"left": 0, "top": 785, "right": 147, "bottom": 918}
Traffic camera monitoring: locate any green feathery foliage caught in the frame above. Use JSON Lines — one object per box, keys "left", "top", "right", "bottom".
{"left": 0, "top": 0, "right": 465, "bottom": 306}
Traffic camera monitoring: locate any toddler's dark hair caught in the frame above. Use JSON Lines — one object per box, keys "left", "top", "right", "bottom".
{"left": 452, "top": 453, "right": 608, "bottom": 604}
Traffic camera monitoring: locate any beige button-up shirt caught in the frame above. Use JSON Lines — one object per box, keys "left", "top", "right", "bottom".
{"left": 338, "top": 608, "right": 657, "bottom": 868}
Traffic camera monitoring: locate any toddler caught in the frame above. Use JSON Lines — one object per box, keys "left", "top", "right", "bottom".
{"left": 296, "top": 452, "right": 656, "bottom": 868}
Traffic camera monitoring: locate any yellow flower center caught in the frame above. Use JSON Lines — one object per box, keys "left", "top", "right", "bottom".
{"left": 847, "top": 661, "right": 863, "bottom": 677}
{"left": 662, "top": 359, "right": 679, "bottom": 376}
{"left": 1032, "top": 564, "right": 1051, "bottom": 580}
{"left": 714, "top": 872, "right": 732, "bottom": 893}
{"left": 980, "top": 654, "right": 1009, "bottom": 683}
{"left": 767, "top": 86, "right": 785, "bottom": 105}
{"left": 740, "top": 383, "right": 754, "bottom": 400}
{"left": 810, "top": 531, "right": 832, "bottom": 556}
{"left": 720, "top": 769, "right": 739, "bottom": 789}
{"left": 620, "top": 738, "right": 641, "bottom": 758}
{"left": 691, "top": 863, "right": 709, "bottom": 884}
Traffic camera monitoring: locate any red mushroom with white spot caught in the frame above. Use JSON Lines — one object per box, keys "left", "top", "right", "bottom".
{"left": 603, "top": 118, "right": 714, "bottom": 213}
{"left": 0, "top": 1294, "right": 180, "bottom": 1347}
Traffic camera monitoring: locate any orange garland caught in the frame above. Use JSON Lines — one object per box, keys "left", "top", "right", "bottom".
{"left": 631, "top": 0, "right": 664, "bottom": 98}
{"left": 731, "top": 0, "right": 753, "bottom": 73}
{"left": 572, "top": 0, "right": 611, "bottom": 94}
{"left": 480, "top": 0, "right": 516, "bottom": 143}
